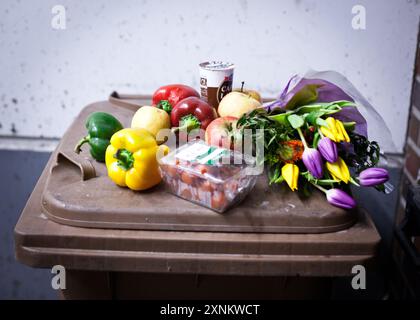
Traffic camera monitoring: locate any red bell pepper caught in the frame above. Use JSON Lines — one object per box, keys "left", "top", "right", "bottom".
{"left": 171, "top": 97, "right": 216, "bottom": 131}
{"left": 152, "top": 84, "right": 200, "bottom": 113}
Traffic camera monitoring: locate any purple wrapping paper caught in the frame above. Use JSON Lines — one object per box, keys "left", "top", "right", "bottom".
{"left": 263, "top": 70, "right": 395, "bottom": 151}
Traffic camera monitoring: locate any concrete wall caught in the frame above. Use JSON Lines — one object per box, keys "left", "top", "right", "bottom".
{"left": 0, "top": 0, "right": 419, "bottom": 153}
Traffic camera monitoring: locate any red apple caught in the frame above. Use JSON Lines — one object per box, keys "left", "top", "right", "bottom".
{"left": 205, "top": 116, "right": 242, "bottom": 150}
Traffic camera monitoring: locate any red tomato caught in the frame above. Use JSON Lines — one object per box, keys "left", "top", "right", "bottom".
{"left": 195, "top": 164, "right": 209, "bottom": 175}
{"left": 211, "top": 192, "right": 227, "bottom": 211}
{"left": 169, "top": 178, "right": 179, "bottom": 192}
{"left": 180, "top": 188, "right": 192, "bottom": 200}
{"left": 225, "top": 181, "right": 239, "bottom": 193}
{"left": 181, "top": 171, "right": 195, "bottom": 185}
{"left": 200, "top": 180, "right": 215, "bottom": 193}
{"left": 165, "top": 165, "right": 179, "bottom": 178}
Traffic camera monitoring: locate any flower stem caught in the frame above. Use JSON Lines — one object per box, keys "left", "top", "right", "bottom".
{"left": 311, "top": 182, "right": 327, "bottom": 193}
{"left": 349, "top": 176, "right": 360, "bottom": 187}
{"left": 315, "top": 179, "right": 340, "bottom": 185}
{"left": 296, "top": 127, "right": 308, "bottom": 149}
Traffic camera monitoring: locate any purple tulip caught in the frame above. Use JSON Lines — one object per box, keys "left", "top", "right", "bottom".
{"left": 302, "top": 148, "right": 324, "bottom": 179}
{"left": 317, "top": 137, "right": 338, "bottom": 163}
{"left": 326, "top": 189, "right": 357, "bottom": 209}
{"left": 358, "top": 168, "right": 389, "bottom": 186}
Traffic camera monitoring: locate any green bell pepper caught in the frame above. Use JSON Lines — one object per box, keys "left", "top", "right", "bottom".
{"left": 74, "top": 112, "right": 123, "bottom": 162}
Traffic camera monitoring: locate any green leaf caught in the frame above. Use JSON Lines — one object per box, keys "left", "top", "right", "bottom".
{"left": 315, "top": 118, "right": 328, "bottom": 127}
{"left": 306, "top": 111, "right": 323, "bottom": 125}
{"left": 268, "top": 165, "right": 281, "bottom": 185}
{"left": 269, "top": 111, "right": 292, "bottom": 125}
{"left": 274, "top": 175, "right": 285, "bottom": 184}
{"left": 287, "top": 114, "right": 304, "bottom": 129}
{"left": 322, "top": 107, "right": 342, "bottom": 115}
{"left": 331, "top": 100, "right": 357, "bottom": 107}
{"left": 343, "top": 121, "right": 356, "bottom": 131}
{"left": 294, "top": 104, "right": 324, "bottom": 114}
{"left": 284, "top": 84, "right": 320, "bottom": 110}
{"left": 325, "top": 104, "right": 340, "bottom": 110}
{"left": 374, "top": 183, "right": 386, "bottom": 193}
{"left": 267, "top": 134, "right": 277, "bottom": 147}
{"left": 313, "top": 132, "right": 321, "bottom": 148}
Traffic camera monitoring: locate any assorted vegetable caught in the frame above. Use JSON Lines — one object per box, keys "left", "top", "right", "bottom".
{"left": 76, "top": 84, "right": 217, "bottom": 191}
{"left": 75, "top": 73, "right": 391, "bottom": 212}
{"left": 105, "top": 128, "right": 169, "bottom": 191}
{"left": 74, "top": 112, "right": 123, "bottom": 162}
{"left": 152, "top": 84, "right": 200, "bottom": 114}
{"left": 171, "top": 96, "right": 216, "bottom": 131}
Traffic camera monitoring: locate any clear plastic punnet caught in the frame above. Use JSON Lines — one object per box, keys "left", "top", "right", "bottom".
{"left": 159, "top": 140, "right": 258, "bottom": 213}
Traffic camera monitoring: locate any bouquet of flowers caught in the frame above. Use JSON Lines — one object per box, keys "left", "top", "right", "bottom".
{"left": 237, "top": 72, "right": 391, "bottom": 209}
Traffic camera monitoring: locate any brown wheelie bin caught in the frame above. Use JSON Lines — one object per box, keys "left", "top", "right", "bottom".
{"left": 14, "top": 93, "right": 380, "bottom": 299}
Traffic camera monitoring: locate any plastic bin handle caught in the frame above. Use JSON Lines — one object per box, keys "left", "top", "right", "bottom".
{"left": 109, "top": 91, "right": 152, "bottom": 111}
{"left": 56, "top": 151, "right": 96, "bottom": 181}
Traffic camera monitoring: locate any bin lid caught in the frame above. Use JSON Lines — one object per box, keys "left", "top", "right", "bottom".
{"left": 15, "top": 136, "right": 380, "bottom": 276}
{"left": 40, "top": 95, "right": 356, "bottom": 233}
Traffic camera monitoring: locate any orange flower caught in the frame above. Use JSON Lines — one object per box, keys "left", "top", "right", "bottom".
{"left": 278, "top": 140, "right": 304, "bottom": 163}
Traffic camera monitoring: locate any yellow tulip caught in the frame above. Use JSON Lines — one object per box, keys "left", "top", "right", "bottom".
{"left": 320, "top": 126, "right": 336, "bottom": 142}
{"left": 325, "top": 157, "right": 350, "bottom": 184}
{"left": 282, "top": 163, "right": 299, "bottom": 191}
{"left": 320, "top": 117, "right": 350, "bottom": 143}
{"left": 335, "top": 119, "right": 350, "bottom": 142}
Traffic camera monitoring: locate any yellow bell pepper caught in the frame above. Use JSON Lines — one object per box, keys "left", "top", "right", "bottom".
{"left": 320, "top": 117, "right": 350, "bottom": 143}
{"left": 282, "top": 163, "right": 299, "bottom": 191}
{"left": 105, "top": 128, "right": 169, "bottom": 191}
{"left": 325, "top": 157, "right": 350, "bottom": 184}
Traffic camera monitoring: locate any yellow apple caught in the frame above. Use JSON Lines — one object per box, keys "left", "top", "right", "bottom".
{"left": 233, "top": 88, "right": 262, "bottom": 103}
{"left": 131, "top": 106, "right": 170, "bottom": 143}
{"left": 217, "top": 91, "right": 262, "bottom": 118}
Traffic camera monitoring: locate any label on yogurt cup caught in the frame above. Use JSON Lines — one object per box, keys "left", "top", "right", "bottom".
{"left": 217, "top": 75, "right": 233, "bottom": 103}
{"left": 199, "top": 61, "right": 234, "bottom": 110}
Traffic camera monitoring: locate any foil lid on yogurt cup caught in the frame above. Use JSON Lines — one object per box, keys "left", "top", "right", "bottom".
{"left": 199, "top": 61, "right": 235, "bottom": 71}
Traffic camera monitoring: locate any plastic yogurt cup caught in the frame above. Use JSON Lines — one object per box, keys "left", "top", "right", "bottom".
{"left": 199, "top": 61, "right": 234, "bottom": 110}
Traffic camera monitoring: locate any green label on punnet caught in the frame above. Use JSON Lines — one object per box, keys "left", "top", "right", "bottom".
{"left": 175, "top": 143, "right": 228, "bottom": 165}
